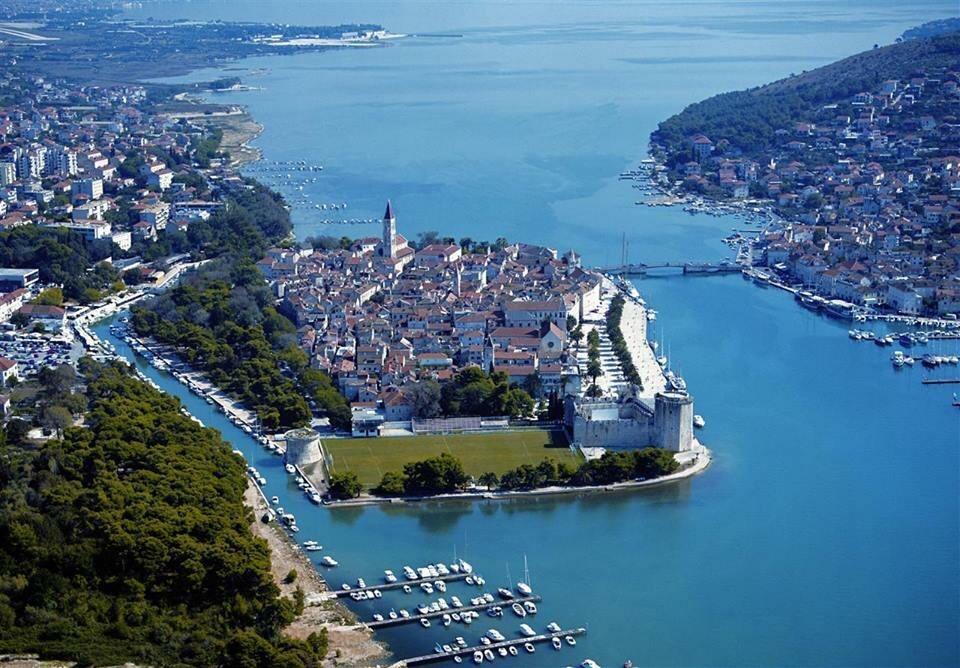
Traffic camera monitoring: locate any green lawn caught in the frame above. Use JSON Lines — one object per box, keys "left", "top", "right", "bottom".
{"left": 325, "top": 429, "right": 579, "bottom": 488}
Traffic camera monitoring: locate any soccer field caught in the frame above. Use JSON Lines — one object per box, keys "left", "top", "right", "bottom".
{"left": 325, "top": 429, "right": 579, "bottom": 488}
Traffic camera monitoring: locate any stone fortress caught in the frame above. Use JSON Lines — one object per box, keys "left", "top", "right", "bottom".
{"left": 283, "top": 426, "right": 324, "bottom": 467}
{"left": 565, "top": 386, "right": 694, "bottom": 453}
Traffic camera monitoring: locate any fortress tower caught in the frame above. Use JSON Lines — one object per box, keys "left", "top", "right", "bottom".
{"left": 654, "top": 391, "right": 694, "bottom": 452}
{"left": 283, "top": 427, "right": 323, "bottom": 468}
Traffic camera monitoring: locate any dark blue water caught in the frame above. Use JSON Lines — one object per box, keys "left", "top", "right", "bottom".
{"left": 121, "top": 1, "right": 960, "bottom": 665}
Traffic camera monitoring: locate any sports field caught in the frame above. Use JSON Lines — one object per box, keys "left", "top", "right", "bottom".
{"left": 325, "top": 429, "right": 579, "bottom": 488}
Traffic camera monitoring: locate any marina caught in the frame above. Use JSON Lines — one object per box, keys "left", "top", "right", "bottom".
{"left": 329, "top": 573, "right": 471, "bottom": 599}
{"left": 366, "top": 595, "right": 543, "bottom": 629}
{"left": 400, "top": 626, "right": 588, "bottom": 665}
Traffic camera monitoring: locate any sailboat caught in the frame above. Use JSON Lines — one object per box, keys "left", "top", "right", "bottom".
{"left": 516, "top": 555, "right": 532, "bottom": 595}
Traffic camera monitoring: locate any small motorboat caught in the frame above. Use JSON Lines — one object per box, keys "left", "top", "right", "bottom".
{"left": 420, "top": 618, "right": 431, "bottom": 628}
{"left": 552, "top": 637, "right": 562, "bottom": 650}
{"left": 524, "top": 642, "right": 535, "bottom": 653}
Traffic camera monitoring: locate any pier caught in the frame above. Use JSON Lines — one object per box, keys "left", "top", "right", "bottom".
{"left": 367, "top": 594, "right": 542, "bottom": 628}
{"left": 330, "top": 573, "right": 470, "bottom": 598}
{"left": 920, "top": 378, "right": 960, "bottom": 385}
{"left": 400, "top": 626, "right": 587, "bottom": 665}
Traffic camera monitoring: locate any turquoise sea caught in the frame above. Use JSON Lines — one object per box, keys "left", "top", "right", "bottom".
{"left": 121, "top": 1, "right": 959, "bottom": 665}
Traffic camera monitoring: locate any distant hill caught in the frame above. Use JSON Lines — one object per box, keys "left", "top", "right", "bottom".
{"left": 901, "top": 17, "right": 960, "bottom": 41}
{"left": 652, "top": 31, "right": 960, "bottom": 155}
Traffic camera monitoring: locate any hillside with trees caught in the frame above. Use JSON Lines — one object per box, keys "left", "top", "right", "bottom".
{"left": 652, "top": 31, "right": 960, "bottom": 156}
{"left": 0, "top": 362, "right": 327, "bottom": 666}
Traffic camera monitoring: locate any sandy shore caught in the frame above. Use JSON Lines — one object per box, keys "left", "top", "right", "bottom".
{"left": 199, "top": 110, "right": 263, "bottom": 167}
{"left": 245, "top": 482, "right": 390, "bottom": 666}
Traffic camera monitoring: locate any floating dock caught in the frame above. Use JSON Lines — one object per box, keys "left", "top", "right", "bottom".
{"left": 400, "top": 626, "right": 587, "bottom": 665}
{"left": 331, "top": 573, "right": 470, "bottom": 598}
{"left": 367, "top": 595, "right": 542, "bottom": 629}
{"left": 921, "top": 378, "right": 960, "bottom": 385}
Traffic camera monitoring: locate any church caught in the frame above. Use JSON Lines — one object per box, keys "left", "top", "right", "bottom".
{"left": 377, "top": 200, "right": 415, "bottom": 274}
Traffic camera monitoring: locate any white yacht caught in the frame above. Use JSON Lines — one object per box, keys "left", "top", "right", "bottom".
{"left": 486, "top": 629, "right": 505, "bottom": 642}
{"left": 693, "top": 414, "right": 706, "bottom": 429}
{"left": 436, "top": 580, "right": 447, "bottom": 592}
{"left": 519, "top": 623, "right": 536, "bottom": 637}
{"left": 523, "top": 601, "right": 537, "bottom": 614}
{"left": 516, "top": 582, "right": 532, "bottom": 596}
{"left": 321, "top": 556, "right": 338, "bottom": 567}
{"left": 552, "top": 637, "right": 562, "bottom": 650}
{"left": 458, "top": 559, "right": 474, "bottom": 573}
{"left": 472, "top": 650, "right": 484, "bottom": 664}
{"left": 384, "top": 570, "right": 397, "bottom": 583}
{"left": 420, "top": 618, "right": 430, "bottom": 628}
{"left": 546, "top": 622, "right": 561, "bottom": 633}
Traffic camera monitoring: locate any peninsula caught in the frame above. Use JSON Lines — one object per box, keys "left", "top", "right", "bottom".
{"left": 648, "top": 30, "right": 960, "bottom": 321}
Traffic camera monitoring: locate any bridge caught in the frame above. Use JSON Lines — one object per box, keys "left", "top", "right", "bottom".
{"left": 597, "top": 261, "right": 744, "bottom": 276}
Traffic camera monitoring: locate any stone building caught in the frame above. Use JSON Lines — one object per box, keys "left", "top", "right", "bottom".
{"left": 565, "top": 386, "right": 694, "bottom": 452}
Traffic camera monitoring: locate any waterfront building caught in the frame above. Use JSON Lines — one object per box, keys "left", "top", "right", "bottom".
{"left": 283, "top": 427, "right": 324, "bottom": 467}
{"left": 566, "top": 386, "right": 695, "bottom": 453}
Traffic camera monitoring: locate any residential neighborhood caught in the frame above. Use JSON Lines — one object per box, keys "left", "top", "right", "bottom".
{"left": 664, "top": 66, "right": 960, "bottom": 317}
{"left": 258, "top": 203, "right": 604, "bottom": 431}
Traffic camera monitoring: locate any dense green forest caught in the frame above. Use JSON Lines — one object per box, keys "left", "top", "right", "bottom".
{"left": 0, "top": 362, "right": 327, "bottom": 666}
{"left": 653, "top": 31, "right": 960, "bottom": 155}
{"left": 132, "top": 260, "right": 350, "bottom": 432}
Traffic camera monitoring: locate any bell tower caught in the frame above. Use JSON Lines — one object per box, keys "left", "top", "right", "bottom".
{"left": 382, "top": 200, "right": 397, "bottom": 258}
